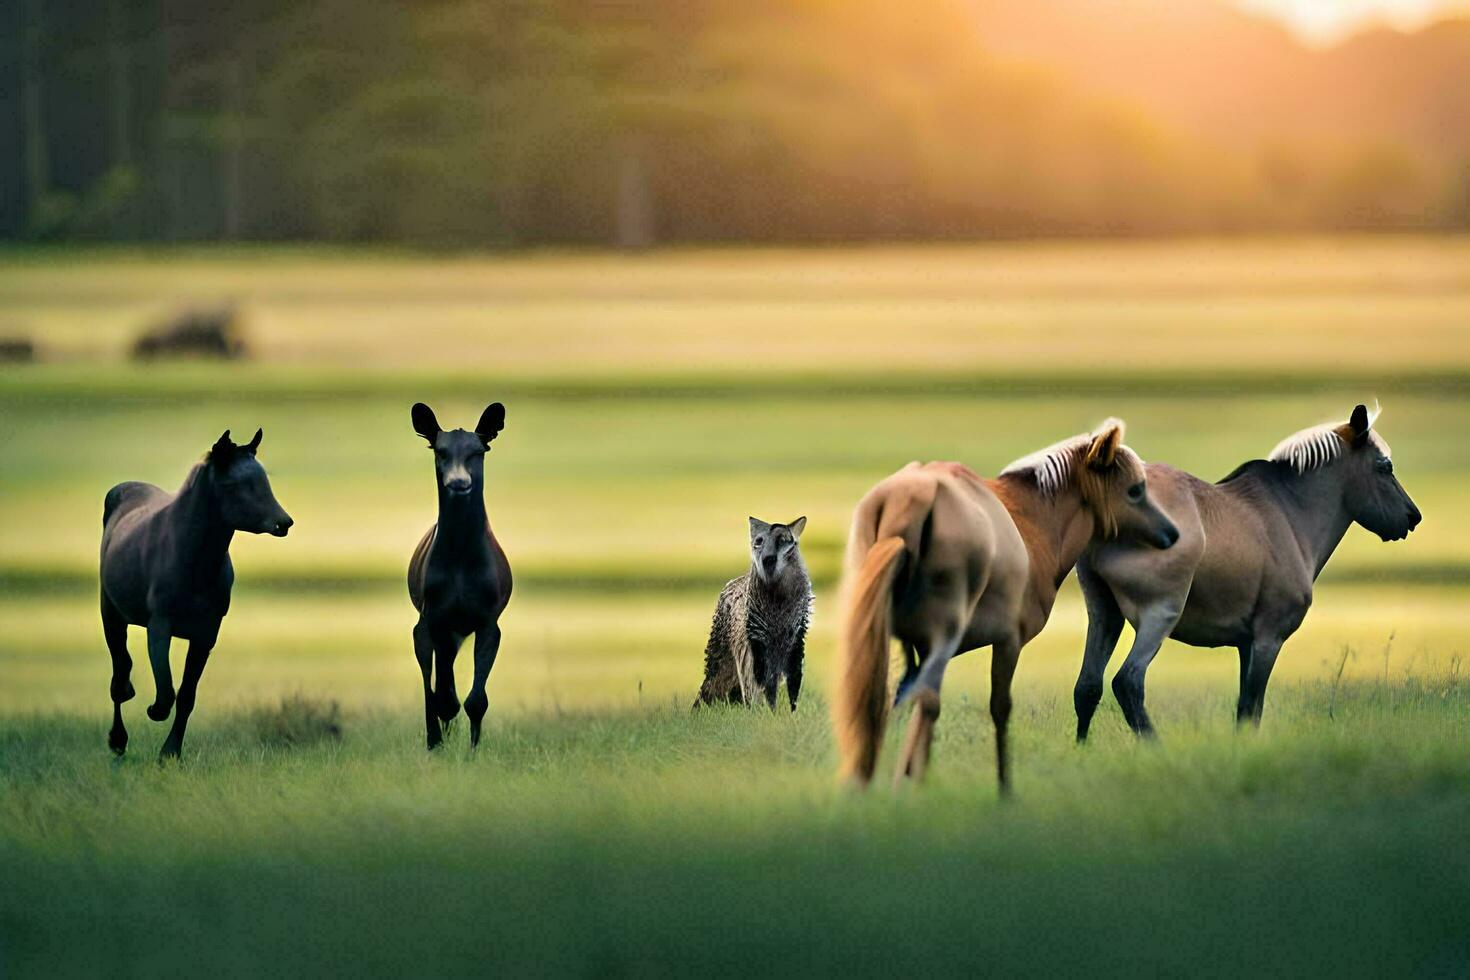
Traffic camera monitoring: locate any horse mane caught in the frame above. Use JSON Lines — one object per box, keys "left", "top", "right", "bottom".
{"left": 1217, "top": 458, "right": 1286, "bottom": 485}
{"left": 999, "top": 433, "right": 1093, "bottom": 495}
{"left": 1266, "top": 420, "right": 1391, "bottom": 474}
{"left": 179, "top": 461, "right": 210, "bottom": 494}
{"left": 999, "top": 420, "right": 1141, "bottom": 497}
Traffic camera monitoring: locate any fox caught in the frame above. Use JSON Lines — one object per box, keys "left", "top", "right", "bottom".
{"left": 693, "top": 516, "right": 813, "bottom": 711}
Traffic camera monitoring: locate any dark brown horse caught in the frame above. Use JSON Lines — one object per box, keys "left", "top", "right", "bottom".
{"left": 99, "top": 429, "right": 293, "bottom": 760}
{"left": 1073, "top": 404, "right": 1421, "bottom": 739}
{"left": 833, "top": 420, "right": 1178, "bottom": 792}
{"left": 407, "top": 403, "right": 512, "bottom": 750}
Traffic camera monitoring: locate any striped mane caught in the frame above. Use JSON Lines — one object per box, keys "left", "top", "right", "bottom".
{"left": 1267, "top": 405, "right": 1390, "bottom": 474}
{"left": 1000, "top": 419, "right": 1140, "bottom": 496}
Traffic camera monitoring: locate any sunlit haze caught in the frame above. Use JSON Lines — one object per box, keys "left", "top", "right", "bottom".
{"left": 1241, "top": 0, "right": 1470, "bottom": 44}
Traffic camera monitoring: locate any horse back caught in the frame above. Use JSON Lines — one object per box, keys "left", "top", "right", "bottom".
{"left": 103, "top": 481, "right": 166, "bottom": 529}
{"left": 100, "top": 482, "right": 171, "bottom": 566}
{"left": 863, "top": 462, "right": 1020, "bottom": 645}
{"left": 100, "top": 481, "right": 174, "bottom": 626}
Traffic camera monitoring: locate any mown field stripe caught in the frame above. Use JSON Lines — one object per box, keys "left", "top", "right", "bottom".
{"left": 5, "top": 560, "right": 1468, "bottom": 599}
{"left": 3, "top": 366, "right": 1470, "bottom": 405}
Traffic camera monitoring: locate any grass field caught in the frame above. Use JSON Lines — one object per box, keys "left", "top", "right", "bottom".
{"left": 1, "top": 239, "right": 1468, "bottom": 975}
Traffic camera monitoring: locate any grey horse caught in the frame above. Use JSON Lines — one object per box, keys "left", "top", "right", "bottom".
{"left": 1074, "top": 404, "right": 1421, "bottom": 739}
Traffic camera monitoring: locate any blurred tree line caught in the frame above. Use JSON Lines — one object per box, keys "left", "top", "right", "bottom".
{"left": 2, "top": 0, "right": 1467, "bottom": 246}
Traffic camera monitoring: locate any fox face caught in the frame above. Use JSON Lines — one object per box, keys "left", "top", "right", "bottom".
{"left": 749, "top": 516, "right": 807, "bottom": 583}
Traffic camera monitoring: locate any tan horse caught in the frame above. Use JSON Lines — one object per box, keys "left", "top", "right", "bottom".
{"left": 833, "top": 419, "right": 1179, "bottom": 792}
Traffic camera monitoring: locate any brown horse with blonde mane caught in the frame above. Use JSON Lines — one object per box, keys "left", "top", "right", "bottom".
{"left": 833, "top": 419, "right": 1179, "bottom": 792}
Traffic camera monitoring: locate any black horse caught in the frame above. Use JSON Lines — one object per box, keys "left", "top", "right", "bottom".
{"left": 99, "top": 429, "right": 293, "bottom": 760}
{"left": 407, "top": 403, "right": 513, "bottom": 750}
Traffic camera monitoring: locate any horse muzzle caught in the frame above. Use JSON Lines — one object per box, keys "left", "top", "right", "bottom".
{"left": 1381, "top": 505, "right": 1421, "bottom": 541}
{"left": 268, "top": 516, "right": 294, "bottom": 537}
{"left": 1152, "top": 522, "right": 1180, "bottom": 550}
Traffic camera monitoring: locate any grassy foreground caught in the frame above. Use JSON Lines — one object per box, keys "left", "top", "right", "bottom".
{"left": 2, "top": 678, "right": 1467, "bottom": 976}
{"left": 2, "top": 240, "right": 1468, "bottom": 974}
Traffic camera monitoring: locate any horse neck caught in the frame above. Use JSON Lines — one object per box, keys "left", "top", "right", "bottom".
{"left": 991, "top": 475, "right": 1095, "bottom": 615}
{"left": 435, "top": 483, "right": 490, "bottom": 558}
{"left": 168, "top": 465, "right": 234, "bottom": 573}
{"left": 1266, "top": 466, "right": 1354, "bottom": 578}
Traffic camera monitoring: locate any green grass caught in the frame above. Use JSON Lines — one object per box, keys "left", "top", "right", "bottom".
{"left": 2, "top": 240, "right": 1468, "bottom": 975}
{"left": 2, "top": 680, "right": 1467, "bottom": 976}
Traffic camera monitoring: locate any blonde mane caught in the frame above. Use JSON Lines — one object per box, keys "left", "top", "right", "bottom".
{"left": 1267, "top": 405, "right": 1390, "bottom": 474}
{"left": 1000, "top": 419, "right": 1142, "bottom": 497}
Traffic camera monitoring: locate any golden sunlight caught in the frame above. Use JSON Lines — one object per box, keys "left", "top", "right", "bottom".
{"left": 1241, "top": 0, "right": 1470, "bottom": 44}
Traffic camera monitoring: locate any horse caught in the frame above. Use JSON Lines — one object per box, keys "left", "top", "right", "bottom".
{"left": 833, "top": 419, "right": 1179, "bottom": 792}
{"left": 99, "top": 429, "right": 293, "bottom": 761}
{"left": 1073, "top": 403, "right": 1421, "bottom": 739}
{"left": 407, "top": 402, "right": 513, "bottom": 750}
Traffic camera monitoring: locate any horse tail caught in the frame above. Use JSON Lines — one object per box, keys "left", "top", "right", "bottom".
{"left": 834, "top": 536, "right": 905, "bottom": 784}
{"left": 833, "top": 464, "right": 938, "bottom": 785}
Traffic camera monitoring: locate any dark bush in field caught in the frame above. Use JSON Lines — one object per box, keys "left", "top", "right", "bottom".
{"left": 132, "top": 306, "right": 249, "bottom": 361}
{"left": 248, "top": 695, "right": 342, "bottom": 748}
{"left": 0, "top": 336, "right": 36, "bottom": 362}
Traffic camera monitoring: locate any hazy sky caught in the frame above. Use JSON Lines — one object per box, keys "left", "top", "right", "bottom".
{"left": 1241, "top": 0, "right": 1470, "bottom": 43}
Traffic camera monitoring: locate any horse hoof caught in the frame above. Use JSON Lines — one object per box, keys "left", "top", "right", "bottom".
{"left": 108, "top": 732, "right": 127, "bottom": 756}
{"left": 147, "top": 699, "right": 173, "bottom": 722}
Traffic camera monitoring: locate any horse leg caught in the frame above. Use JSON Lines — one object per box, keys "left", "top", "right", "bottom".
{"left": 893, "top": 689, "right": 942, "bottom": 787}
{"left": 144, "top": 618, "right": 175, "bottom": 722}
{"left": 1074, "top": 560, "right": 1124, "bottom": 742}
{"left": 465, "top": 624, "right": 501, "bottom": 749}
{"left": 892, "top": 630, "right": 960, "bottom": 787}
{"left": 990, "top": 634, "right": 1021, "bottom": 796}
{"left": 432, "top": 628, "right": 464, "bottom": 728}
{"left": 159, "top": 639, "right": 212, "bottom": 761}
{"left": 413, "top": 619, "right": 441, "bottom": 750}
{"left": 1234, "top": 641, "right": 1254, "bottom": 723}
{"left": 1110, "top": 602, "right": 1183, "bottom": 737}
{"left": 102, "top": 596, "right": 134, "bottom": 755}
{"left": 1240, "top": 634, "right": 1286, "bottom": 726}
{"left": 893, "top": 641, "right": 921, "bottom": 706}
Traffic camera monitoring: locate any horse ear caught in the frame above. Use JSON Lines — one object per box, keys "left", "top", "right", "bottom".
{"left": 749, "top": 516, "right": 771, "bottom": 539}
{"left": 1085, "top": 419, "right": 1125, "bottom": 471}
{"left": 475, "top": 402, "right": 505, "bottom": 445}
{"left": 411, "top": 403, "right": 440, "bottom": 444}
{"left": 788, "top": 516, "right": 807, "bottom": 540}
{"left": 244, "top": 428, "right": 262, "bottom": 455}
{"left": 1348, "top": 404, "right": 1371, "bottom": 439}
{"left": 210, "top": 430, "right": 235, "bottom": 466}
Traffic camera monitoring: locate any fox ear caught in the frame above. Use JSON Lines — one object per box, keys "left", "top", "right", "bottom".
{"left": 1085, "top": 419, "right": 1125, "bottom": 471}
{"left": 476, "top": 402, "right": 505, "bottom": 445}
{"left": 788, "top": 516, "right": 807, "bottom": 540}
{"left": 749, "top": 516, "right": 771, "bottom": 539}
{"left": 411, "top": 403, "right": 440, "bottom": 444}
